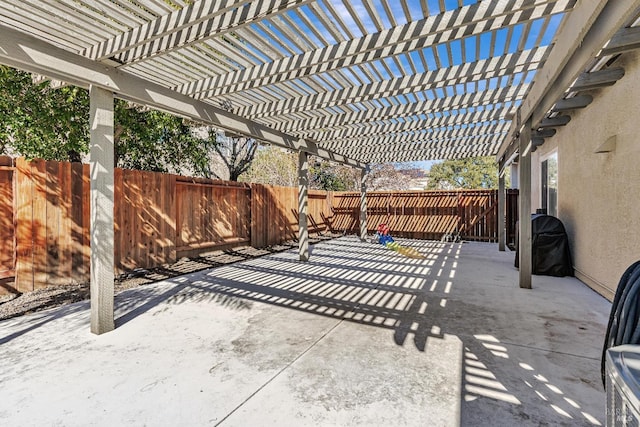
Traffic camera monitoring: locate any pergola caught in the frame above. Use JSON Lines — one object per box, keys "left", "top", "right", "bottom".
{"left": 0, "top": 0, "right": 638, "bottom": 333}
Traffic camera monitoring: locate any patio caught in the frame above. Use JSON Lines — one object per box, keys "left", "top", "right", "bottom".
{"left": 0, "top": 236, "right": 608, "bottom": 426}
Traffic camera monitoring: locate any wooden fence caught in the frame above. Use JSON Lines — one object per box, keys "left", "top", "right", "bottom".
{"left": 332, "top": 190, "right": 499, "bottom": 241}
{"left": 0, "top": 156, "right": 507, "bottom": 294}
{"left": 0, "top": 157, "right": 337, "bottom": 293}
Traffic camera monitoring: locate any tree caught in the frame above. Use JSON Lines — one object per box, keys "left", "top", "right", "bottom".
{"left": 426, "top": 156, "right": 503, "bottom": 190}
{"left": 0, "top": 66, "right": 89, "bottom": 161}
{"left": 309, "top": 159, "right": 359, "bottom": 191}
{"left": 114, "top": 101, "right": 213, "bottom": 176}
{"left": 206, "top": 131, "right": 257, "bottom": 181}
{"left": 367, "top": 163, "right": 420, "bottom": 190}
{"left": 0, "top": 66, "right": 216, "bottom": 175}
{"left": 240, "top": 145, "right": 298, "bottom": 186}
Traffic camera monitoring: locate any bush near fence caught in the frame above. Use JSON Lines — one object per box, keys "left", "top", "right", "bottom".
{"left": 0, "top": 156, "right": 506, "bottom": 294}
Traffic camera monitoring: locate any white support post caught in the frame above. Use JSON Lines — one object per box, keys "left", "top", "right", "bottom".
{"left": 518, "top": 119, "right": 533, "bottom": 289}
{"left": 298, "top": 151, "right": 309, "bottom": 261}
{"left": 89, "top": 85, "right": 115, "bottom": 334}
{"left": 498, "top": 162, "right": 506, "bottom": 252}
{"left": 360, "top": 166, "right": 369, "bottom": 241}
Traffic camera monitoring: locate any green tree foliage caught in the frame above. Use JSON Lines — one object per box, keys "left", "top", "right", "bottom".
{"left": 114, "top": 102, "right": 213, "bottom": 176}
{"left": 0, "top": 66, "right": 89, "bottom": 161}
{"left": 309, "top": 159, "right": 360, "bottom": 191}
{"left": 0, "top": 66, "right": 215, "bottom": 175}
{"left": 426, "top": 156, "right": 502, "bottom": 190}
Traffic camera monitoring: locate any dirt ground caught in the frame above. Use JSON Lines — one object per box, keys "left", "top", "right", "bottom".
{"left": 0, "top": 234, "right": 342, "bottom": 321}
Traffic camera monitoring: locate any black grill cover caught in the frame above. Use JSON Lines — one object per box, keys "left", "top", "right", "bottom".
{"left": 515, "top": 214, "right": 573, "bottom": 277}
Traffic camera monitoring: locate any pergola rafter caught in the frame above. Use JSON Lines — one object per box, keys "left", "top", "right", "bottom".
{"left": 267, "top": 84, "right": 529, "bottom": 135}
{"left": 83, "top": 0, "right": 311, "bottom": 65}
{"left": 227, "top": 47, "right": 548, "bottom": 120}
{"left": 298, "top": 109, "right": 508, "bottom": 142}
{"left": 174, "top": 0, "right": 573, "bottom": 99}
{"left": 325, "top": 122, "right": 510, "bottom": 153}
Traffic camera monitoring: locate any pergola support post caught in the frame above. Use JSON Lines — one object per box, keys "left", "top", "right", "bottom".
{"left": 360, "top": 166, "right": 369, "bottom": 241}
{"left": 498, "top": 161, "right": 506, "bottom": 252}
{"left": 89, "top": 85, "right": 115, "bottom": 334}
{"left": 518, "top": 119, "right": 533, "bottom": 289}
{"left": 298, "top": 151, "right": 309, "bottom": 261}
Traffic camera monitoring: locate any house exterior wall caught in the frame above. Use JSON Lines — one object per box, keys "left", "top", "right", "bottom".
{"left": 531, "top": 50, "right": 640, "bottom": 300}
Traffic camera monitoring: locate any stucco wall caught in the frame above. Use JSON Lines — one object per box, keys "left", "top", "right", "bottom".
{"left": 532, "top": 50, "right": 640, "bottom": 300}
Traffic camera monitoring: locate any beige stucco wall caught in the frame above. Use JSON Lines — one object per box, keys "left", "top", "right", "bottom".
{"left": 530, "top": 50, "right": 640, "bottom": 300}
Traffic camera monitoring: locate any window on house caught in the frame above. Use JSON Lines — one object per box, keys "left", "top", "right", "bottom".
{"left": 541, "top": 152, "right": 558, "bottom": 217}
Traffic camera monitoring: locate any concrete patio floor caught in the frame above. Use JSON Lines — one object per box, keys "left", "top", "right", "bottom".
{"left": 0, "top": 236, "right": 610, "bottom": 426}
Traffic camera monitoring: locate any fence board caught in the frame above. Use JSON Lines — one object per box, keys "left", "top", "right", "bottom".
{"left": 70, "top": 162, "right": 84, "bottom": 280}
{"left": 14, "top": 158, "right": 33, "bottom": 292}
{"left": 0, "top": 157, "right": 15, "bottom": 283}
{"left": 32, "top": 160, "right": 48, "bottom": 290}
{"left": 175, "top": 178, "right": 251, "bottom": 256}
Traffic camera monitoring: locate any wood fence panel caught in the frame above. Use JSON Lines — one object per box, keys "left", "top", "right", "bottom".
{"left": 115, "top": 169, "right": 177, "bottom": 269}
{"left": 175, "top": 178, "right": 250, "bottom": 256}
{"left": 331, "top": 190, "right": 499, "bottom": 242}
{"left": 308, "top": 190, "right": 331, "bottom": 234}
{"left": 0, "top": 157, "right": 15, "bottom": 283}
{"left": 6, "top": 156, "right": 505, "bottom": 295}
{"left": 249, "top": 183, "right": 300, "bottom": 247}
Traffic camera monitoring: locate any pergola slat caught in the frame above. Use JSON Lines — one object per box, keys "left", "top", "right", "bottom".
{"left": 302, "top": 109, "right": 508, "bottom": 142}
{"left": 233, "top": 47, "right": 548, "bottom": 120}
{"left": 268, "top": 84, "right": 529, "bottom": 134}
{"left": 332, "top": 123, "right": 510, "bottom": 154}
{"left": 175, "top": 0, "right": 572, "bottom": 99}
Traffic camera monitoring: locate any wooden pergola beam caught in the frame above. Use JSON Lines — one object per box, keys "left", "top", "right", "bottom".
{"left": 570, "top": 68, "right": 625, "bottom": 92}
{"left": 552, "top": 94, "right": 593, "bottom": 111}
{"left": 496, "top": 0, "right": 640, "bottom": 162}
{"left": 602, "top": 26, "right": 640, "bottom": 57}
{"left": 537, "top": 115, "right": 571, "bottom": 128}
